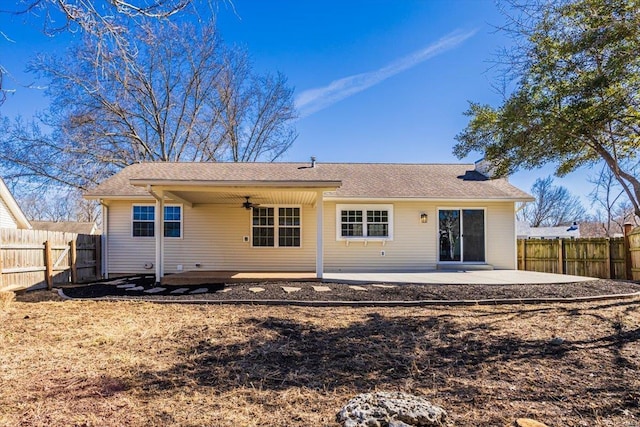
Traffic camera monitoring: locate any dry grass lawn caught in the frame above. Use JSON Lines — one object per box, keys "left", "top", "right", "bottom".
{"left": 1, "top": 290, "right": 639, "bottom": 426}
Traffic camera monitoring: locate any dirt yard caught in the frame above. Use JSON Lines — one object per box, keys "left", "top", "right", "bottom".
{"left": 1, "top": 290, "right": 639, "bottom": 426}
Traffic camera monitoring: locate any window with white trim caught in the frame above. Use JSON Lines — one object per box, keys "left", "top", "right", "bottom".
{"left": 132, "top": 205, "right": 182, "bottom": 238}
{"left": 252, "top": 206, "right": 301, "bottom": 247}
{"left": 336, "top": 204, "right": 393, "bottom": 240}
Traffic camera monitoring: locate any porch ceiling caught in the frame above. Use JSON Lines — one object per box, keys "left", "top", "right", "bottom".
{"left": 163, "top": 189, "right": 320, "bottom": 205}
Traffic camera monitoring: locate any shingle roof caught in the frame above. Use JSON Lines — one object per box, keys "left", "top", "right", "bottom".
{"left": 84, "top": 162, "right": 533, "bottom": 201}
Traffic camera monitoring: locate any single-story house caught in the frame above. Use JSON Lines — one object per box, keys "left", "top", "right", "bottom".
{"left": 84, "top": 161, "right": 534, "bottom": 281}
{"left": 0, "top": 178, "right": 31, "bottom": 230}
{"left": 517, "top": 221, "right": 580, "bottom": 239}
{"left": 30, "top": 221, "right": 100, "bottom": 235}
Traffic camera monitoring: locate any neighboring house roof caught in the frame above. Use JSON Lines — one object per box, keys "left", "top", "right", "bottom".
{"left": 0, "top": 178, "right": 32, "bottom": 229}
{"left": 517, "top": 221, "right": 580, "bottom": 239}
{"left": 30, "top": 221, "right": 99, "bottom": 235}
{"left": 85, "top": 162, "right": 534, "bottom": 201}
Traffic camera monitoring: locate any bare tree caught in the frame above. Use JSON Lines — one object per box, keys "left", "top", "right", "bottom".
{"left": 517, "top": 176, "right": 586, "bottom": 227}
{"left": 0, "top": 0, "right": 222, "bottom": 103}
{"left": 18, "top": 186, "right": 100, "bottom": 223}
{"left": 0, "top": 20, "right": 297, "bottom": 193}
{"left": 588, "top": 164, "right": 627, "bottom": 236}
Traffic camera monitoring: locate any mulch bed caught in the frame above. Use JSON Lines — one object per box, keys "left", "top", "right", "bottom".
{"left": 60, "top": 275, "right": 640, "bottom": 302}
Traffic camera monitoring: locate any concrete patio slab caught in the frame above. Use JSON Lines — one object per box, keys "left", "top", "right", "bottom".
{"left": 324, "top": 270, "right": 594, "bottom": 285}
{"left": 161, "top": 271, "right": 317, "bottom": 286}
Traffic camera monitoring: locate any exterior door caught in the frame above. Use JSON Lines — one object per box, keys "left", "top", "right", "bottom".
{"left": 438, "top": 209, "right": 485, "bottom": 263}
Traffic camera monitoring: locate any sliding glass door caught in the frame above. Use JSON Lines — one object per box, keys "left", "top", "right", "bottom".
{"left": 438, "top": 209, "right": 485, "bottom": 263}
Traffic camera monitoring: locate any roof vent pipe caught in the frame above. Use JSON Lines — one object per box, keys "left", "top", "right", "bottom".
{"left": 310, "top": 156, "right": 316, "bottom": 168}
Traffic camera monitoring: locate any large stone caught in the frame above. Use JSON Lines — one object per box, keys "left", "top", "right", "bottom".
{"left": 509, "top": 419, "right": 549, "bottom": 427}
{"left": 337, "top": 392, "right": 447, "bottom": 427}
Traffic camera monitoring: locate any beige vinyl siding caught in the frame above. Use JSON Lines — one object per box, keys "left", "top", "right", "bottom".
{"left": 324, "top": 201, "right": 436, "bottom": 272}
{"left": 108, "top": 201, "right": 156, "bottom": 274}
{"left": 483, "top": 202, "right": 517, "bottom": 269}
{"left": 107, "top": 200, "right": 316, "bottom": 275}
{"left": 0, "top": 197, "right": 19, "bottom": 229}
{"left": 324, "top": 201, "right": 517, "bottom": 272}
{"left": 107, "top": 199, "right": 517, "bottom": 275}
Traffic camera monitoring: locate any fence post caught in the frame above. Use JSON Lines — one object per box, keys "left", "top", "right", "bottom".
{"left": 70, "top": 239, "right": 77, "bottom": 284}
{"left": 0, "top": 231, "right": 3, "bottom": 289}
{"left": 44, "top": 240, "right": 53, "bottom": 290}
{"left": 624, "top": 223, "right": 633, "bottom": 280}
{"left": 557, "top": 239, "right": 564, "bottom": 274}
{"left": 604, "top": 238, "right": 612, "bottom": 279}
{"left": 95, "top": 235, "right": 102, "bottom": 280}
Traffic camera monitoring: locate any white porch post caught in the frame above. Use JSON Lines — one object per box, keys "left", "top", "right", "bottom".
{"left": 154, "top": 190, "right": 165, "bottom": 284}
{"left": 316, "top": 190, "right": 324, "bottom": 279}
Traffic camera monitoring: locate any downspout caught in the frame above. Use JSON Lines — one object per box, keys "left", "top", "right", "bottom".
{"left": 99, "top": 199, "right": 109, "bottom": 279}
{"left": 147, "top": 185, "right": 165, "bottom": 285}
{"left": 316, "top": 190, "right": 324, "bottom": 279}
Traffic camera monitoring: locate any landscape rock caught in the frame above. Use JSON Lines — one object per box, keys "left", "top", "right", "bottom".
{"left": 506, "top": 419, "right": 549, "bottom": 427}
{"left": 549, "top": 337, "right": 565, "bottom": 346}
{"left": 337, "top": 392, "right": 447, "bottom": 427}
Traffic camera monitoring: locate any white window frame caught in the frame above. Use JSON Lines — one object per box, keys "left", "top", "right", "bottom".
{"left": 250, "top": 204, "right": 302, "bottom": 248}
{"left": 335, "top": 204, "right": 394, "bottom": 241}
{"left": 131, "top": 203, "right": 183, "bottom": 239}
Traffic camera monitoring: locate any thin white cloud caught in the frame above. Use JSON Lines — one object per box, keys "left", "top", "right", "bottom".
{"left": 295, "top": 30, "right": 477, "bottom": 118}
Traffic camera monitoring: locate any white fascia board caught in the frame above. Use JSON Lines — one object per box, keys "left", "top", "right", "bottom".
{"left": 129, "top": 179, "right": 342, "bottom": 189}
{"left": 323, "top": 196, "right": 535, "bottom": 203}
{"left": 83, "top": 195, "right": 156, "bottom": 202}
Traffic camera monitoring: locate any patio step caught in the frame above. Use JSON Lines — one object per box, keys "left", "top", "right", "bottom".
{"left": 436, "top": 263, "right": 494, "bottom": 271}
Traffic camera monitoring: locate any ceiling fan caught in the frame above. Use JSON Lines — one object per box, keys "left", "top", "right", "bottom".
{"left": 242, "top": 196, "right": 259, "bottom": 210}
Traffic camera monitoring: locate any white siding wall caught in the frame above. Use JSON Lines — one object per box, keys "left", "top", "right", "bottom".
{"left": 107, "top": 200, "right": 316, "bottom": 275}
{"left": 0, "top": 197, "right": 18, "bottom": 229}
{"left": 324, "top": 201, "right": 517, "bottom": 272}
{"left": 324, "top": 202, "right": 437, "bottom": 272}
{"left": 107, "top": 199, "right": 517, "bottom": 275}
{"left": 483, "top": 202, "right": 517, "bottom": 269}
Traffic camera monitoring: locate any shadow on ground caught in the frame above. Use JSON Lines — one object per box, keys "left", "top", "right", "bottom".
{"left": 129, "top": 303, "right": 640, "bottom": 422}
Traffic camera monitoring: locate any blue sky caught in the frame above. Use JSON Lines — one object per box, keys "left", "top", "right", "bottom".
{"left": 0, "top": 0, "right": 595, "bottom": 206}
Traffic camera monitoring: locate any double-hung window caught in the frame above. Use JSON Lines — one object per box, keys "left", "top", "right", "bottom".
{"left": 252, "top": 206, "right": 301, "bottom": 247}
{"left": 132, "top": 205, "right": 182, "bottom": 238}
{"left": 336, "top": 204, "right": 393, "bottom": 240}
{"left": 132, "top": 206, "right": 155, "bottom": 237}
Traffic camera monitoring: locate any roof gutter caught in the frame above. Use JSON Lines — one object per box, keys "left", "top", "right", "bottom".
{"left": 323, "top": 196, "right": 536, "bottom": 203}
{"left": 129, "top": 179, "right": 342, "bottom": 189}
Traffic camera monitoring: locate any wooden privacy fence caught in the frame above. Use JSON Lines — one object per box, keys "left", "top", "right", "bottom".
{"left": 630, "top": 226, "right": 640, "bottom": 281}
{"left": 518, "top": 231, "right": 639, "bottom": 280}
{"left": 0, "top": 228, "right": 101, "bottom": 292}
